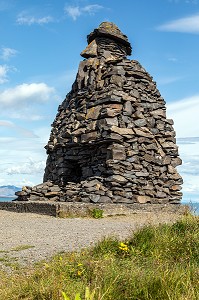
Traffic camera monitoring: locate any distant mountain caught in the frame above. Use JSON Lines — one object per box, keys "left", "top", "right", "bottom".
{"left": 0, "top": 185, "right": 21, "bottom": 197}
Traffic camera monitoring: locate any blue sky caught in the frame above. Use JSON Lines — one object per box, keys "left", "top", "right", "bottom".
{"left": 0, "top": 0, "right": 199, "bottom": 202}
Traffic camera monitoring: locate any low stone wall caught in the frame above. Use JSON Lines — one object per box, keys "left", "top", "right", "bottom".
{"left": 0, "top": 201, "right": 188, "bottom": 217}
{"left": 0, "top": 201, "right": 57, "bottom": 216}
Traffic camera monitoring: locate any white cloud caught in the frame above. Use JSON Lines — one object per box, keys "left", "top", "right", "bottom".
{"left": 157, "top": 13, "right": 199, "bottom": 33}
{"left": 0, "top": 120, "right": 13, "bottom": 127}
{"left": 65, "top": 6, "right": 81, "bottom": 20}
{"left": 1, "top": 47, "right": 18, "bottom": 60}
{"left": 34, "top": 126, "right": 51, "bottom": 144}
{"left": 64, "top": 4, "right": 103, "bottom": 20}
{"left": 9, "top": 112, "right": 46, "bottom": 121}
{"left": 0, "top": 137, "right": 16, "bottom": 143}
{"left": 0, "top": 119, "right": 38, "bottom": 138}
{"left": 17, "top": 14, "right": 53, "bottom": 25}
{"left": 167, "top": 95, "right": 199, "bottom": 137}
{"left": 6, "top": 158, "right": 45, "bottom": 175}
{"left": 176, "top": 138, "right": 199, "bottom": 198}
{"left": 167, "top": 97, "right": 199, "bottom": 200}
{"left": 0, "top": 83, "right": 55, "bottom": 108}
{"left": 82, "top": 4, "right": 103, "bottom": 14}
{"left": 0, "top": 64, "right": 16, "bottom": 84}
{"left": 0, "top": 64, "right": 9, "bottom": 83}
{"left": 0, "top": 132, "right": 48, "bottom": 186}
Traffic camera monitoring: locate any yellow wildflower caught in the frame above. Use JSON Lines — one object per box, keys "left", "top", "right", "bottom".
{"left": 119, "top": 242, "right": 129, "bottom": 252}
{"left": 77, "top": 263, "right": 83, "bottom": 267}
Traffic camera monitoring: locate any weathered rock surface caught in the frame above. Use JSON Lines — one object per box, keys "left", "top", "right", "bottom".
{"left": 15, "top": 22, "right": 183, "bottom": 204}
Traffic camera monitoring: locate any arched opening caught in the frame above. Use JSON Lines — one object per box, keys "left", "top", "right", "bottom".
{"left": 62, "top": 160, "right": 82, "bottom": 184}
{"left": 71, "top": 161, "right": 82, "bottom": 183}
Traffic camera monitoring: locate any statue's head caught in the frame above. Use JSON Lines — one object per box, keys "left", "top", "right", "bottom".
{"left": 80, "top": 22, "right": 132, "bottom": 59}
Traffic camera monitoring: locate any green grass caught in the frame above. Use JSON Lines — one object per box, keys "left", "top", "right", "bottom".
{"left": 11, "top": 244, "right": 35, "bottom": 252}
{"left": 0, "top": 255, "right": 19, "bottom": 269}
{"left": 0, "top": 215, "right": 198, "bottom": 300}
{"left": 90, "top": 208, "right": 103, "bottom": 219}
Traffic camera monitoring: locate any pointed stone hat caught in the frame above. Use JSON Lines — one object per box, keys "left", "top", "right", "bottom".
{"left": 81, "top": 22, "right": 132, "bottom": 58}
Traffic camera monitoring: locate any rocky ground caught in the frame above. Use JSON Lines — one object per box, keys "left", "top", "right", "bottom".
{"left": 0, "top": 210, "right": 183, "bottom": 269}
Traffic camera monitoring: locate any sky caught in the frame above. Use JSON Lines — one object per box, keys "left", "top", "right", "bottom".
{"left": 0, "top": 0, "right": 199, "bottom": 202}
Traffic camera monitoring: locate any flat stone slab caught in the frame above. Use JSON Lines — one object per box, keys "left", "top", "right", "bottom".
{"left": 0, "top": 201, "right": 188, "bottom": 217}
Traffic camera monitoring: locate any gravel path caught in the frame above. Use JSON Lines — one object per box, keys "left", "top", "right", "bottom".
{"left": 0, "top": 210, "right": 182, "bottom": 268}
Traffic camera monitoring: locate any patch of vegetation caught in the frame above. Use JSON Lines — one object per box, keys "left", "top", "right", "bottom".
{"left": 0, "top": 254, "right": 19, "bottom": 269}
{"left": 90, "top": 208, "right": 103, "bottom": 219}
{"left": 11, "top": 245, "right": 35, "bottom": 252}
{"left": 62, "top": 287, "right": 95, "bottom": 300}
{"left": 57, "top": 211, "right": 78, "bottom": 218}
{"left": 0, "top": 215, "right": 198, "bottom": 299}
{"left": 0, "top": 257, "right": 9, "bottom": 263}
{"left": 57, "top": 208, "right": 104, "bottom": 219}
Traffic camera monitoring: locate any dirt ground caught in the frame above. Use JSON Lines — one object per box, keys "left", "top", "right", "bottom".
{"left": 0, "top": 210, "right": 182, "bottom": 268}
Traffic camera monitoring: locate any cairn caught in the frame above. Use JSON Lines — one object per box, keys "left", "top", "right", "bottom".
{"left": 16, "top": 22, "right": 183, "bottom": 204}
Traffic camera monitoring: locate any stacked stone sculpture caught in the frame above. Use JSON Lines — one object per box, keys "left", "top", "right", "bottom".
{"left": 16, "top": 22, "right": 183, "bottom": 204}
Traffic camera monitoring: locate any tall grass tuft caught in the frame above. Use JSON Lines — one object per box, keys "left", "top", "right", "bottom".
{"left": 0, "top": 215, "right": 198, "bottom": 300}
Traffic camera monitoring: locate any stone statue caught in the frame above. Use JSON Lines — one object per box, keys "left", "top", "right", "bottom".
{"left": 16, "top": 22, "right": 183, "bottom": 204}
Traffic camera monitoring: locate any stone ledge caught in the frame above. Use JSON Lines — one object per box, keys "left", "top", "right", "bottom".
{"left": 0, "top": 201, "right": 57, "bottom": 216}
{"left": 0, "top": 201, "right": 188, "bottom": 218}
